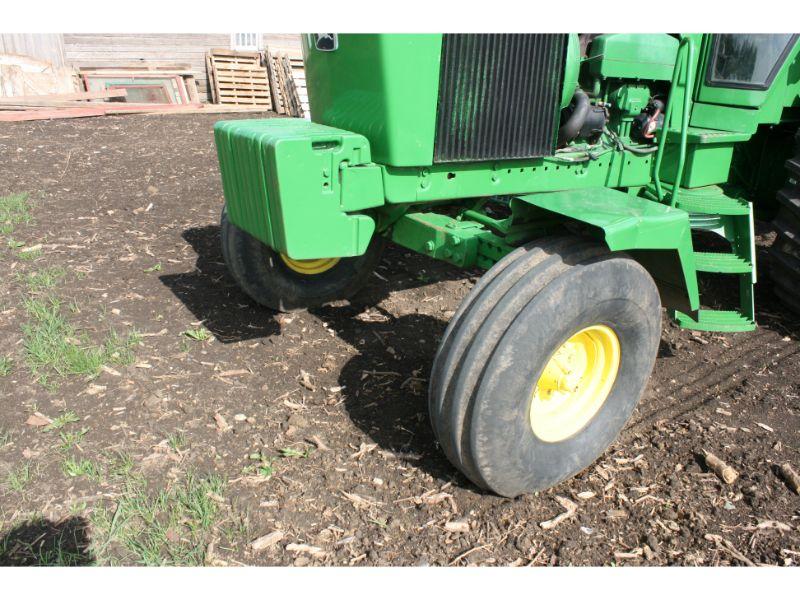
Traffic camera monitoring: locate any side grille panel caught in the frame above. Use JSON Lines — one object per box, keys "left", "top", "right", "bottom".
{"left": 434, "top": 34, "right": 567, "bottom": 163}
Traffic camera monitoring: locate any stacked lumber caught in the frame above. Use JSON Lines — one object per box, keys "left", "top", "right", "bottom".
{"left": 206, "top": 49, "right": 272, "bottom": 108}
{"left": 266, "top": 49, "right": 306, "bottom": 118}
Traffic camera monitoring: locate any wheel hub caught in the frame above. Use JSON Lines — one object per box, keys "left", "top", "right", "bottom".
{"left": 530, "top": 325, "right": 620, "bottom": 443}
{"left": 279, "top": 254, "right": 340, "bottom": 275}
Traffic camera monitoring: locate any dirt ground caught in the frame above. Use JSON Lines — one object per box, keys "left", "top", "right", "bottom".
{"left": 0, "top": 112, "right": 798, "bottom": 566}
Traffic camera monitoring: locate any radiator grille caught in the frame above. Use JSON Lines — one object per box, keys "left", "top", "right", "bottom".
{"left": 434, "top": 34, "right": 567, "bottom": 163}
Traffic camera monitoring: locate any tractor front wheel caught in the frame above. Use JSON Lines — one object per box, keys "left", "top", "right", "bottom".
{"left": 220, "top": 205, "right": 386, "bottom": 312}
{"left": 429, "top": 237, "right": 662, "bottom": 497}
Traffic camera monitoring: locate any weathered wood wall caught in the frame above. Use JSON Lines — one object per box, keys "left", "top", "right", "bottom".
{"left": 0, "top": 34, "right": 66, "bottom": 67}
{"left": 63, "top": 33, "right": 302, "bottom": 102}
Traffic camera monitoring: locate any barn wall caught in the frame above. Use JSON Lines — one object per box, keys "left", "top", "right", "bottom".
{"left": 0, "top": 33, "right": 66, "bottom": 67}
{"left": 63, "top": 33, "right": 302, "bottom": 102}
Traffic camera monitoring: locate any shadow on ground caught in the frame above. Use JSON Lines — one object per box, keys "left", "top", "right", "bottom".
{"left": 0, "top": 516, "right": 94, "bottom": 566}
{"left": 161, "top": 223, "right": 469, "bottom": 344}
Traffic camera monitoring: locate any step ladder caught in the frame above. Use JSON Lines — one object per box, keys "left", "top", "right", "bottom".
{"left": 648, "top": 38, "right": 756, "bottom": 332}
{"left": 668, "top": 186, "right": 757, "bottom": 332}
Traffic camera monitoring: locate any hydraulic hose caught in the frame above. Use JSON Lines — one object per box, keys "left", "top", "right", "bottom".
{"left": 557, "top": 89, "right": 591, "bottom": 147}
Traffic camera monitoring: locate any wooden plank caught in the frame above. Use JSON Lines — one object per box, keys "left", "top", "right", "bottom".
{"left": 76, "top": 63, "right": 193, "bottom": 72}
{"left": 0, "top": 106, "right": 107, "bottom": 121}
{"left": 0, "top": 89, "right": 126, "bottom": 104}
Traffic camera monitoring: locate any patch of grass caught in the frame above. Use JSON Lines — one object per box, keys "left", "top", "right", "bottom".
{"left": 107, "top": 451, "right": 135, "bottom": 481}
{"left": 62, "top": 456, "right": 102, "bottom": 481}
{"left": 6, "top": 237, "right": 24, "bottom": 249}
{"left": 23, "top": 266, "right": 66, "bottom": 292}
{"left": 182, "top": 327, "right": 211, "bottom": 342}
{"left": 5, "top": 462, "right": 34, "bottom": 493}
{"left": 21, "top": 296, "right": 139, "bottom": 386}
{"left": 0, "top": 192, "right": 32, "bottom": 234}
{"left": 167, "top": 431, "right": 186, "bottom": 452}
{"left": 92, "top": 473, "right": 225, "bottom": 565}
{"left": 43, "top": 410, "right": 80, "bottom": 432}
{"left": 0, "top": 428, "right": 12, "bottom": 446}
{"left": 279, "top": 446, "right": 312, "bottom": 459}
{"left": 0, "top": 356, "right": 12, "bottom": 377}
{"left": 18, "top": 248, "right": 42, "bottom": 261}
{"left": 58, "top": 427, "right": 89, "bottom": 452}
{"left": 143, "top": 262, "right": 162, "bottom": 273}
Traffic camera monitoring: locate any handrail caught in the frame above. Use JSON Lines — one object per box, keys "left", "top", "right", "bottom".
{"left": 653, "top": 36, "right": 696, "bottom": 207}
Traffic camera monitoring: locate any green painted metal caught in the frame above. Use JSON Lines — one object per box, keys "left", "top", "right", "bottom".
{"left": 673, "top": 309, "right": 756, "bottom": 332}
{"left": 588, "top": 34, "right": 679, "bottom": 81}
{"left": 302, "top": 34, "right": 443, "bottom": 167}
{"left": 561, "top": 34, "right": 581, "bottom": 109}
{"left": 654, "top": 36, "right": 696, "bottom": 206}
{"left": 517, "top": 188, "right": 700, "bottom": 311}
{"left": 380, "top": 150, "right": 656, "bottom": 204}
{"left": 214, "top": 118, "right": 382, "bottom": 259}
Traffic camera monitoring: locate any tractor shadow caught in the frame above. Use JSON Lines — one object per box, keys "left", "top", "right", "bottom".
{"left": 309, "top": 303, "right": 474, "bottom": 488}
{"left": 160, "top": 222, "right": 475, "bottom": 486}
{"left": 160, "top": 223, "right": 470, "bottom": 344}
{"left": 0, "top": 516, "right": 94, "bottom": 566}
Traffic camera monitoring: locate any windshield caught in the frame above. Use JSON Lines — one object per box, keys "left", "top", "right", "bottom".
{"left": 707, "top": 34, "right": 796, "bottom": 89}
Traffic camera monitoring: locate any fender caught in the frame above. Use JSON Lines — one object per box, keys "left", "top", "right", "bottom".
{"left": 517, "top": 188, "right": 700, "bottom": 313}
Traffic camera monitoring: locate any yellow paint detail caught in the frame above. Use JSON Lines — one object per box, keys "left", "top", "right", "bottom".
{"left": 279, "top": 254, "right": 340, "bottom": 275}
{"left": 530, "top": 325, "right": 620, "bottom": 443}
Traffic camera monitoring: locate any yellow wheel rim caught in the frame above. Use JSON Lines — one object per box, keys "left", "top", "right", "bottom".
{"left": 530, "top": 325, "right": 620, "bottom": 443}
{"left": 279, "top": 254, "right": 340, "bottom": 275}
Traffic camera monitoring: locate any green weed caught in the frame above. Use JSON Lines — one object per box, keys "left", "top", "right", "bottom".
{"left": 92, "top": 473, "right": 225, "bottom": 565}
{"left": 0, "top": 193, "right": 32, "bottom": 234}
{"left": 24, "top": 266, "right": 66, "bottom": 292}
{"left": 62, "top": 456, "right": 102, "bottom": 481}
{"left": 5, "top": 462, "right": 34, "bottom": 492}
{"left": 0, "top": 356, "right": 12, "bottom": 377}
{"left": 21, "top": 296, "right": 139, "bottom": 385}
{"left": 58, "top": 427, "right": 89, "bottom": 451}
{"left": 182, "top": 327, "right": 211, "bottom": 342}
{"left": 43, "top": 411, "right": 80, "bottom": 432}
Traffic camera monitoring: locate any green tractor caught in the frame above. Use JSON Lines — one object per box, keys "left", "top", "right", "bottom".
{"left": 215, "top": 34, "right": 800, "bottom": 497}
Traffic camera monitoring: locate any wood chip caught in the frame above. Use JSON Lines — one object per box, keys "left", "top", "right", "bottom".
{"left": 341, "top": 491, "right": 382, "bottom": 509}
{"left": 755, "top": 520, "right": 792, "bottom": 532}
{"left": 539, "top": 496, "right": 577, "bottom": 530}
{"left": 577, "top": 491, "right": 596, "bottom": 500}
{"left": 298, "top": 369, "right": 316, "bottom": 391}
{"left": 218, "top": 369, "right": 250, "bottom": 377}
{"left": 250, "top": 531, "right": 284, "bottom": 552}
{"left": 285, "top": 543, "right": 326, "bottom": 557}
{"left": 25, "top": 412, "right": 52, "bottom": 427}
{"left": 350, "top": 442, "right": 377, "bottom": 460}
{"left": 444, "top": 519, "right": 470, "bottom": 533}
{"left": 779, "top": 463, "right": 800, "bottom": 494}
{"left": 703, "top": 450, "right": 738, "bottom": 484}
{"left": 309, "top": 435, "right": 330, "bottom": 451}
{"left": 756, "top": 422, "right": 774, "bottom": 432}
{"left": 704, "top": 533, "right": 756, "bottom": 566}
{"left": 213, "top": 413, "right": 231, "bottom": 432}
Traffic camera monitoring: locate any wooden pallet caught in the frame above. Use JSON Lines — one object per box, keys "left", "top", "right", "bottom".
{"left": 265, "top": 49, "right": 304, "bottom": 118}
{"left": 207, "top": 48, "right": 272, "bottom": 108}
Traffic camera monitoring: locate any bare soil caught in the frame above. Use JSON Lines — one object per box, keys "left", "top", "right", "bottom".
{"left": 0, "top": 113, "right": 798, "bottom": 566}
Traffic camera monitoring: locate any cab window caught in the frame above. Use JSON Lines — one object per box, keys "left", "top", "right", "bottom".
{"left": 707, "top": 34, "right": 797, "bottom": 90}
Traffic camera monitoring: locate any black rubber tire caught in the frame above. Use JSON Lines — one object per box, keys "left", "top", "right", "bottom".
{"left": 769, "top": 130, "right": 800, "bottom": 313}
{"left": 220, "top": 204, "right": 386, "bottom": 312}
{"left": 429, "top": 239, "right": 662, "bottom": 497}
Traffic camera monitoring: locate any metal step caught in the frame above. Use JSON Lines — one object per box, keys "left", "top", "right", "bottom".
{"left": 693, "top": 251, "right": 752, "bottom": 274}
{"left": 675, "top": 194, "right": 750, "bottom": 216}
{"left": 673, "top": 309, "right": 756, "bottom": 332}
